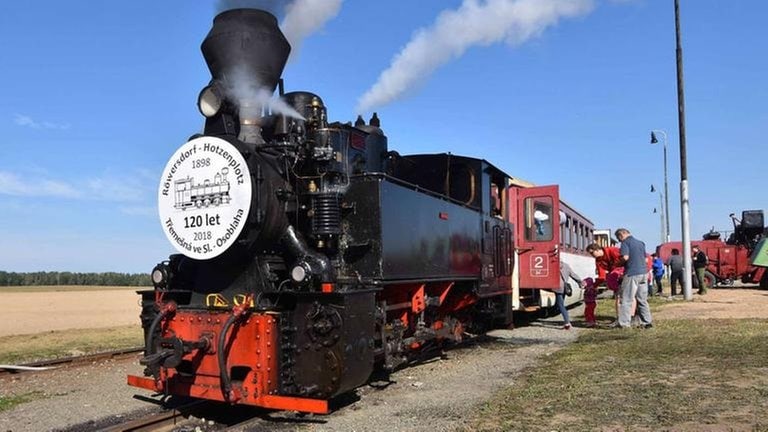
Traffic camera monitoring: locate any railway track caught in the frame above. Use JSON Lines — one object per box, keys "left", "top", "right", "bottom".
{"left": 0, "top": 346, "right": 143, "bottom": 376}
{"left": 100, "top": 401, "right": 208, "bottom": 432}
{"left": 1, "top": 347, "right": 305, "bottom": 431}
{"left": 98, "top": 400, "right": 291, "bottom": 432}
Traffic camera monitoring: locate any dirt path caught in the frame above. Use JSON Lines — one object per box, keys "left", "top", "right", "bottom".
{"left": 654, "top": 286, "right": 768, "bottom": 320}
{"left": 0, "top": 356, "right": 151, "bottom": 432}
{"left": 0, "top": 290, "right": 140, "bottom": 337}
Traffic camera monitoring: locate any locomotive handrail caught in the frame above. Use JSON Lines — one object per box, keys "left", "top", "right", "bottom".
{"left": 335, "top": 276, "right": 477, "bottom": 286}
{"left": 377, "top": 276, "right": 478, "bottom": 285}
{"left": 351, "top": 172, "right": 482, "bottom": 212}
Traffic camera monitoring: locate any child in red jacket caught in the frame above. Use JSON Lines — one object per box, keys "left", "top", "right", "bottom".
{"left": 583, "top": 277, "right": 597, "bottom": 327}
{"left": 586, "top": 244, "right": 625, "bottom": 325}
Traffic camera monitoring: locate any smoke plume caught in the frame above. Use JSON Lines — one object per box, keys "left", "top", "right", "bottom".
{"left": 216, "top": 0, "right": 343, "bottom": 62}
{"left": 212, "top": 0, "right": 343, "bottom": 121}
{"left": 356, "top": 0, "right": 594, "bottom": 114}
{"left": 282, "top": 0, "right": 343, "bottom": 61}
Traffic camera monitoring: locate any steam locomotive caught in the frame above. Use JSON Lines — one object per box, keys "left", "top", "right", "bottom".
{"left": 128, "top": 9, "right": 517, "bottom": 414}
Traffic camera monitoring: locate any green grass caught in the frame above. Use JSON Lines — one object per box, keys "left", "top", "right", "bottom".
{"left": 466, "top": 298, "right": 768, "bottom": 431}
{"left": 0, "top": 325, "right": 143, "bottom": 364}
{"left": 0, "top": 392, "right": 46, "bottom": 413}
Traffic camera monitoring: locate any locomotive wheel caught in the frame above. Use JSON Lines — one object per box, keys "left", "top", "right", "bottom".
{"left": 204, "top": 198, "right": 211, "bottom": 207}
{"left": 213, "top": 197, "right": 221, "bottom": 206}
{"left": 195, "top": 200, "right": 203, "bottom": 208}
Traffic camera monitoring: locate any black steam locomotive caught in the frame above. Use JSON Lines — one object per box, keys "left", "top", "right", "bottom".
{"left": 129, "top": 9, "right": 515, "bottom": 413}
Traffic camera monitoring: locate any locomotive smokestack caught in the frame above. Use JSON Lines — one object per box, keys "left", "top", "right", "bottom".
{"left": 201, "top": 8, "right": 291, "bottom": 145}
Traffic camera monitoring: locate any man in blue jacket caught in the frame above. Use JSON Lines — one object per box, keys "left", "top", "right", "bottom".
{"left": 651, "top": 253, "right": 665, "bottom": 296}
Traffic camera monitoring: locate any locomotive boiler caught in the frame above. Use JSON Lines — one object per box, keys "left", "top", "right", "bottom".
{"left": 129, "top": 8, "right": 515, "bottom": 414}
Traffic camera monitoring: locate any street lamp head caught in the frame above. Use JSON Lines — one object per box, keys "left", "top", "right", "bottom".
{"left": 650, "top": 184, "right": 656, "bottom": 192}
{"left": 650, "top": 131, "right": 658, "bottom": 144}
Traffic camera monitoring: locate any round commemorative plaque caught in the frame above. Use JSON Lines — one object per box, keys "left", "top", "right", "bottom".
{"left": 158, "top": 136, "right": 252, "bottom": 260}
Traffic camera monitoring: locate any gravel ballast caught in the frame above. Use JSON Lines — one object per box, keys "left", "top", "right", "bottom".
{"left": 0, "top": 312, "right": 581, "bottom": 432}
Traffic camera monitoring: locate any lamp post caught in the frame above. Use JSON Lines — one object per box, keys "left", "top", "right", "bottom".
{"left": 651, "top": 184, "right": 665, "bottom": 244}
{"left": 674, "top": 0, "right": 693, "bottom": 301}
{"left": 651, "top": 130, "right": 671, "bottom": 242}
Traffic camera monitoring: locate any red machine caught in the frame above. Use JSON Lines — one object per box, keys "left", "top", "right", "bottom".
{"left": 656, "top": 210, "right": 767, "bottom": 288}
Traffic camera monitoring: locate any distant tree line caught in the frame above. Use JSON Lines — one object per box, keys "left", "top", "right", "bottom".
{"left": 0, "top": 271, "right": 151, "bottom": 287}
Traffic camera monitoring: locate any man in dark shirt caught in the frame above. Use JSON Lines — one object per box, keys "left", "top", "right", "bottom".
{"left": 692, "top": 245, "right": 709, "bottom": 295}
{"left": 615, "top": 228, "right": 653, "bottom": 329}
{"left": 666, "top": 248, "right": 684, "bottom": 296}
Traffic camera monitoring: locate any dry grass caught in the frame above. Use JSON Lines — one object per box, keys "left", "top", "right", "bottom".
{"left": 465, "top": 297, "right": 768, "bottom": 431}
{"left": 0, "top": 325, "right": 143, "bottom": 364}
{"left": 0, "top": 285, "right": 145, "bottom": 293}
{"left": 0, "top": 288, "right": 142, "bottom": 337}
{"left": 0, "top": 286, "right": 144, "bottom": 364}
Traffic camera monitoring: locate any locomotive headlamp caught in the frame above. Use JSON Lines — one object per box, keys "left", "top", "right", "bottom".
{"left": 198, "top": 84, "right": 223, "bottom": 118}
{"left": 151, "top": 262, "right": 171, "bottom": 290}
{"left": 291, "top": 263, "right": 309, "bottom": 283}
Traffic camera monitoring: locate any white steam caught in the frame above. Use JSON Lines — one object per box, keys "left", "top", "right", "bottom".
{"left": 356, "top": 0, "right": 595, "bottom": 113}
{"left": 225, "top": 67, "right": 305, "bottom": 120}
{"left": 282, "top": 0, "right": 344, "bottom": 62}
{"left": 212, "top": 0, "right": 344, "bottom": 119}
{"left": 215, "top": 0, "right": 343, "bottom": 63}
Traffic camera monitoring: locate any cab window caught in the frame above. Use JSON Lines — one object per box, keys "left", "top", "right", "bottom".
{"left": 524, "top": 196, "right": 554, "bottom": 242}
{"left": 490, "top": 183, "right": 503, "bottom": 218}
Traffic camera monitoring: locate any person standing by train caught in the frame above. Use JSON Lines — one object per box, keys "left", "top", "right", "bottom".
{"left": 586, "top": 243, "right": 624, "bottom": 325}
{"left": 692, "top": 245, "right": 709, "bottom": 295}
{"left": 558, "top": 261, "right": 584, "bottom": 330}
{"left": 666, "top": 248, "right": 684, "bottom": 296}
{"left": 586, "top": 243, "right": 624, "bottom": 291}
{"left": 645, "top": 254, "right": 654, "bottom": 296}
{"left": 615, "top": 228, "right": 653, "bottom": 329}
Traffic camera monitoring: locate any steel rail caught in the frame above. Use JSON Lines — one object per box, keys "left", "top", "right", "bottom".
{"left": 0, "top": 346, "right": 143, "bottom": 376}
{"left": 100, "top": 401, "right": 208, "bottom": 432}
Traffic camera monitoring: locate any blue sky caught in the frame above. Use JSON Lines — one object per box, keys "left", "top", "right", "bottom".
{"left": 1, "top": 0, "right": 765, "bottom": 273}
